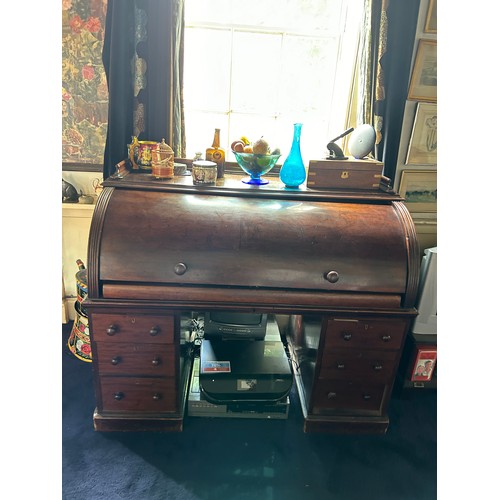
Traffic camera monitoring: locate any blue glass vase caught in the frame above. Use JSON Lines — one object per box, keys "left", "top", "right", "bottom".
{"left": 279, "top": 123, "right": 306, "bottom": 188}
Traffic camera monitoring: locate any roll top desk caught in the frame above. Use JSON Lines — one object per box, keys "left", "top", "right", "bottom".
{"left": 85, "top": 172, "right": 419, "bottom": 433}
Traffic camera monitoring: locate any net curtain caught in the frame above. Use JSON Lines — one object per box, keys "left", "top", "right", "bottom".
{"left": 102, "top": 0, "right": 185, "bottom": 179}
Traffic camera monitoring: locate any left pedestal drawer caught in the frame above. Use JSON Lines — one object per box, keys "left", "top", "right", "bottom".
{"left": 91, "top": 313, "right": 174, "bottom": 343}
{"left": 96, "top": 343, "right": 175, "bottom": 376}
{"left": 99, "top": 376, "right": 177, "bottom": 413}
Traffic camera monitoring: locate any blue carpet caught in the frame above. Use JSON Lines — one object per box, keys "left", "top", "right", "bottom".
{"left": 62, "top": 325, "right": 437, "bottom": 499}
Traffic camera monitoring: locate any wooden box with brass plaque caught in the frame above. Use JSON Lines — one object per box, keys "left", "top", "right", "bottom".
{"left": 307, "top": 158, "right": 384, "bottom": 190}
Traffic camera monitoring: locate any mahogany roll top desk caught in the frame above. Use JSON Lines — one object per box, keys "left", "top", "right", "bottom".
{"left": 85, "top": 172, "right": 419, "bottom": 433}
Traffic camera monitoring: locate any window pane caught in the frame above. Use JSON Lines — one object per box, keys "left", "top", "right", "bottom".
{"left": 183, "top": 28, "right": 231, "bottom": 111}
{"left": 230, "top": 32, "right": 282, "bottom": 115}
{"left": 183, "top": 0, "right": 363, "bottom": 163}
{"left": 228, "top": 0, "right": 288, "bottom": 30}
{"left": 186, "top": 0, "right": 344, "bottom": 36}
{"left": 279, "top": 35, "right": 339, "bottom": 115}
{"left": 185, "top": 0, "right": 233, "bottom": 25}
{"left": 267, "top": 0, "right": 344, "bottom": 35}
{"left": 184, "top": 110, "right": 229, "bottom": 159}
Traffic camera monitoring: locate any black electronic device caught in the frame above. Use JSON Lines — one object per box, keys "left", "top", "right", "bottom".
{"left": 326, "top": 127, "right": 354, "bottom": 160}
{"left": 198, "top": 316, "right": 293, "bottom": 405}
{"left": 188, "top": 357, "right": 290, "bottom": 419}
{"left": 204, "top": 311, "right": 268, "bottom": 340}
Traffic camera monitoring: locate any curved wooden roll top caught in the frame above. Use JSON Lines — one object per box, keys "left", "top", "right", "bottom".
{"left": 87, "top": 178, "right": 419, "bottom": 310}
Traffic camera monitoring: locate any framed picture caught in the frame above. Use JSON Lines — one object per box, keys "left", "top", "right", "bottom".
{"left": 399, "top": 170, "right": 437, "bottom": 213}
{"left": 424, "top": 0, "right": 437, "bottom": 34}
{"left": 62, "top": 0, "right": 108, "bottom": 171}
{"left": 408, "top": 39, "right": 437, "bottom": 102}
{"left": 406, "top": 102, "right": 437, "bottom": 165}
{"left": 411, "top": 348, "right": 437, "bottom": 382}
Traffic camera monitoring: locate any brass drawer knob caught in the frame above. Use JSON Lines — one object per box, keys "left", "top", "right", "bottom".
{"left": 373, "top": 363, "right": 383, "bottom": 371}
{"left": 113, "top": 392, "right": 124, "bottom": 400}
{"left": 342, "top": 332, "right": 352, "bottom": 341}
{"left": 336, "top": 363, "right": 345, "bottom": 370}
{"left": 111, "top": 356, "right": 121, "bottom": 365}
{"left": 382, "top": 335, "right": 392, "bottom": 342}
{"left": 106, "top": 325, "right": 118, "bottom": 336}
{"left": 153, "top": 393, "right": 162, "bottom": 401}
{"left": 151, "top": 357, "right": 161, "bottom": 366}
{"left": 327, "top": 392, "right": 337, "bottom": 399}
{"left": 149, "top": 326, "right": 160, "bottom": 336}
{"left": 325, "top": 271, "right": 340, "bottom": 283}
{"left": 174, "top": 262, "right": 187, "bottom": 275}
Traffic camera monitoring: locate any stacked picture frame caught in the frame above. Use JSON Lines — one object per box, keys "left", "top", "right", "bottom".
{"left": 400, "top": 0, "right": 437, "bottom": 214}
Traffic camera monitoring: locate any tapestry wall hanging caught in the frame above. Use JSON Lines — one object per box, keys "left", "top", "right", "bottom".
{"left": 62, "top": 0, "right": 108, "bottom": 166}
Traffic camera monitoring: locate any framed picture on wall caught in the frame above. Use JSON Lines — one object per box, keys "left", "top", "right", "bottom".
{"left": 406, "top": 102, "right": 437, "bottom": 165}
{"left": 408, "top": 39, "right": 437, "bottom": 102}
{"left": 399, "top": 170, "right": 437, "bottom": 213}
{"left": 424, "top": 0, "right": 437, "bottom": 34}
{"left": 62, "top": 0, "right": 108, "bottom": 172}
{"left": 411, "top": 348, "right": 437, "bottom": 382}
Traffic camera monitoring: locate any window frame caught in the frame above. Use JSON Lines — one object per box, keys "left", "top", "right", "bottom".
{"left": 183, "top": 0, "right": 363, "bottom": 164}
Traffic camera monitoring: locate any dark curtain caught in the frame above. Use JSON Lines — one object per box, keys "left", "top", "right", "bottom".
{"left": 356, "top": 0, "right": 419, "bottom": 186}
{"left": 102, "top": 0, "right": 185, "bottom": 179}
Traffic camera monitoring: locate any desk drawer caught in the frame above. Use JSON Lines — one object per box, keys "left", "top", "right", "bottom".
{"left": 320, "top": 349, "right": 398, "bottom": 383}
{"left": 324, "top": 318, "right": 407, "bottom": 351}
{"left": 96, "top": 343, "right": 175, "bottom": 376}
{"left": 91, "top": 313, "right": 174, "bottom": 343}
{"left": 100, "top": 376, "right": 177, "bottom": 413}
{"left": 312, "top": 380, "right": 386, "bottom": 414}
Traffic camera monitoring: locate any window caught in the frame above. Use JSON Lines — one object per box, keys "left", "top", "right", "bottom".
{"left": 183, "top": 0, "right": 364, "bottom": 165}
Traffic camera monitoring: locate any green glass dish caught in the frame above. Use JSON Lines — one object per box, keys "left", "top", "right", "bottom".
{"left": 232, "top": 152, "right": 281, "bottom": 185}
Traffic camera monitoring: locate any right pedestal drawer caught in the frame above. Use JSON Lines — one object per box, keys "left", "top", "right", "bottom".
{"left": 311, "top": 317, "right": 409, "bottom": 416}
{"left": 312, "top": 380, "right": 387, "bottom": 415}
{"left": 320, "top": 348, "right": 398, "bottom": 383}
{"left": 323, "top": 317, "right": 407, "bottom": 351}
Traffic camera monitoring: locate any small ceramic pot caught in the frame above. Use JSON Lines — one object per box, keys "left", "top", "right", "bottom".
{"left": 192, "top": 160, "right": 217, "bottom": 185}
{"left": 128, "top": 136, "right": 157, "bottom": 170}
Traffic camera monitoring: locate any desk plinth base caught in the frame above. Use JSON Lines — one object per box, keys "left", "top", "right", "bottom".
{"left": 302, "top": 414, "right": 389, "bottom": 434}
{"left": 93, "top": 410, "right": 184, "bottom": 432}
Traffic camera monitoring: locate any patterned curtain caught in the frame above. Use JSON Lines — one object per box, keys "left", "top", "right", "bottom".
{"left": 357, "top": 0, "right": 388, "bottom": 148}
{"left": 355, "top": 0, "right": 419, "bottom": 185}
{"left": 102, "top": 0, "right": 185, "bottom": 179}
